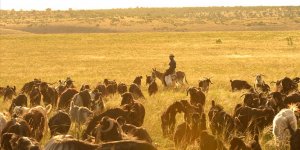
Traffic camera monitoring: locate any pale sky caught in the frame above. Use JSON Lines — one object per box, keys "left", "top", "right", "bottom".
{"left": 1, "top": 0, "right": 300, "bottom": 10}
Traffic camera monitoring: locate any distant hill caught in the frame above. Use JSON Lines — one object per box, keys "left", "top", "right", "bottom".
{"left": 0, "top": 6, "right": 299, "bottom": 33}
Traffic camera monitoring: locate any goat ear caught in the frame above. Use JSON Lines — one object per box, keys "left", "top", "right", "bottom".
{"left": 212, "top": 100, "right": 215, "bottom": 107}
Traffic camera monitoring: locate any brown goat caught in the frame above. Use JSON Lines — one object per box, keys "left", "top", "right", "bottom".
{"left": 133, "top": 76, "right": 143, "bottom": 87}
{"left": 117, "top": 83, "right": 128, "bottom": 95}
{"left": 1, "top": 117, "right": 31, "bottom": 139}
{"left": 117, "top": 117, "right": 152, "bottom": 143}
{"left": 121, "top": 101, "right": 146, "bottom": 127}
{"left": 1, "top": 133, "right": 40, "bottom": 150}
{"left": 233, "top": 105, "right": 275, "bottom": 135}
{"left": 287, "top": 124, "right": 300, "bottom": 150}
{"left": 44, "top": 135, "right": 98, "bottom": 150}
{"left": 173, "top": 113, "right": 206, "bottom": 150}
{"left": 3, "top": 86, "right": 16, "bottom": 101}
{"left": 129, "top": 83, "right": 145, "bottom": 99}
{"left": 146, "top": 75, "right": 154, "bottom": 85}
{"left": 82, "top": 104, "right": 145, "bottom": 140}
{"left": 95, "top": 116, "right": 123, "bottom": 143}
{"left": 95, "top": 83, "right": 107, "bottom": 96}
{"left": 229, "top": 135, "right": 261, "bottom": 150}
{"left": 23, "top": 109, "right": 46, "bottom": 142}
{"left": 103, "top": 79, "right": 117, "bottom": 86}
{"left": 186, "top": 87, "right": 206, "bottom": 106}
{"left": 230, "top": 80, "right": 252, "bottom": 91}
{"left": 80, "top": 84, "right": 91, "bottom": 91}
{"left": 161, "top": 101, "right": 186, "bottom": 137}
{"left": 29, "top": 87, "right": 41, "bottom": 107}
{"left": 57, "top": 88, "right": 78, "bottom": 110}
{"left": 99, "top": 140, "right": 157, "bottom": 150}
{"left": 199, "top": 78, "right": 213, "bottom": 92}
{"left": 199, "top": 130, "right": 227, "bottom": 150}
{"left": 48, "top": 110, "right": 71, "bottom": 137}
{"left": 208, "top": 100, "right": 235, "bottom": 140}
{"left": 9, "top": 94, "right": 28, "bottom": 115}
{"left": 39, "top": 82, "right": 58, "bottom": 107}
{"left": 106, "top": 83, "right": 118, "bottom": 95}
{"left": 148, "top": 80, "right": 158, "bottom": 96}
{"left": 21, "top": 79, "right": 41, "bottom": 94}
{"left": 82, "top": 108, "right": 131, "bottom": 139}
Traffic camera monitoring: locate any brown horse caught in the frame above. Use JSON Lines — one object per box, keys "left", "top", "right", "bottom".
{"left": 152, "top": 68, "right": 188, "bottom": 86}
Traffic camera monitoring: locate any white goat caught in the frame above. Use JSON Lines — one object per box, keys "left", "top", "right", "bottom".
{"left": 273, "top": 106, "right": 298, "bottom": 144}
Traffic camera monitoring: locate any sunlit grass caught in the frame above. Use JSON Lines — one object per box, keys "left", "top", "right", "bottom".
{"left": 0, "top": 31, "right": 299, "bottom": 149}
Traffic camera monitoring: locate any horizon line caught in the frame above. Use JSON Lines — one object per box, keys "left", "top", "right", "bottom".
{"left": 1, "top": 5, "right": 299, "bottom": 11}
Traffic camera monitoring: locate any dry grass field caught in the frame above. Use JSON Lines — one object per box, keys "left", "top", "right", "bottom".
{"left": 0, "top": 31, "right": 299, "bottom": 149}
{"left": 1, "top": 6, "right": 300, "bottom": 33}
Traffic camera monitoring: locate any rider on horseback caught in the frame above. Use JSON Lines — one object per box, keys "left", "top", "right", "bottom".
{"left": 164, "top": 54, "right": 176, "bottom": 86}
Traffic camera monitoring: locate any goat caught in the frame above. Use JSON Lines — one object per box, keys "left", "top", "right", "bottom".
{"left": 72, "top": 89, "right": 92, "bottom": 109}
{"left": 117, "top": 117, "right": 152, "bottom": 143}
{"left": 161, "top": 101, "right": 186, "bottom": 137}
{"left": 148, "top": 79, "right": 158, "bottom": 96}
{"left": 9, "top": 94, "right": 28, "bottom": 115}
{"left": 186, "top": 87, "right": 206, "bottom": 106}
{"left": 23, "top": 109, "right": 46, "bottom": 141}
{"left": 199, "top": 77, "right": 213, "bottom": 92}
{"left": 129, "top": 83, "right": 145, "bottom": 99}
{"left": 230, "top": 80, "right": 252, "bottom": 91}
{"left": 58, "top": 88, "right": 78, "bottom": 110}
{"left": 229, "top": 135, "right": 262, "bottom": 150}
{"left": 1, "top": 133, "right": 40, "bottom": 150}
{"left": 173, "top": 113, "right": 206, "bottom": 150}
{"left": 273, "top": 108, "right": 297, "bottom": 143}
{"left": 69, "top": 101, "right": 93, "bottom": 129}
{"left": 199, "top": 130, "right": 227, "bottom": 150}
{"left": 48, "top": 110, "right": 71, "bottom": 137}
{"left": 117, "top": 83, "right": 127, "bottom": 95}
{"left": 44, "top": 134, "right": 98, "bottom": 150}
{"left": 133, "top": 76, "right": 143, "bottom": 87}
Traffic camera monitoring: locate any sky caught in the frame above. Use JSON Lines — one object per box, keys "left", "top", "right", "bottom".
{"left": 1, "top": 0, "right": 300, "bottom": 10}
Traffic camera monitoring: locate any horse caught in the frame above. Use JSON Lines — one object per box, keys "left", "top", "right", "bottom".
{"left": 152, "top": 68, "right": 188, "bottom": 86}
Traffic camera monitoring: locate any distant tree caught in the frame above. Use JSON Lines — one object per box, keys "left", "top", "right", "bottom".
{"left": 69, "top": 8, "right": 73, "bottom": 11}
{"left": 46, "top": 8, "right": 51, "bottom": 12}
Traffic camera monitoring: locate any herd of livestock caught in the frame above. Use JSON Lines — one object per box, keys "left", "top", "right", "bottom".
{"left": 0, "top": 69, "right": 300, "bottom": 150}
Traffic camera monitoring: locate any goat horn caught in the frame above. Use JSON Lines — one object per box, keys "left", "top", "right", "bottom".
{"left": 100, "top": 118, "right": 114, "bottom": 133}
{"left": 240, "top": 93, "right": 246, "bottom": 98}
{"left": 186, "top": 87, "right": 190, "bottom": 96}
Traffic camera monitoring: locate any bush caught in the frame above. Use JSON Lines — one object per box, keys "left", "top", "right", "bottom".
{"left": 216, "top": 39, "right": 222, "bottom": 44}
